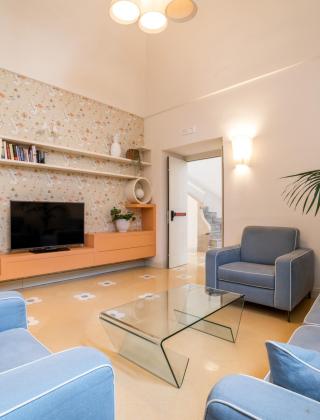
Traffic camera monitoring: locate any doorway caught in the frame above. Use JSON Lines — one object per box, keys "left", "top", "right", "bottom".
{"left": 167, "top": 139, "right": 223, "bottom": 269}
{"left": 186, "top": 157, "right": 223, "bottom": 265}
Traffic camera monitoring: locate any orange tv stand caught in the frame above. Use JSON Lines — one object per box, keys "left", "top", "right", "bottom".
{"left": 0, "top": 204, "right": 156, "bottom": 282}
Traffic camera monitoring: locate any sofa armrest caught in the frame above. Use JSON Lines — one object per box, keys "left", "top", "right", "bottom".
{"left": 205, "top": 374, "right": 320, "bottom": 420}
{"left": 0, "top": 347, "right": 114, "bottom": 420}
{"left": 275, "top": 249, "right": 314, "bottom": 311}
{"left": 0, "top": 291, "right": 27, "bottom": 332}
{"left": 206, "top": 246, "right": 240, "bottom": 288}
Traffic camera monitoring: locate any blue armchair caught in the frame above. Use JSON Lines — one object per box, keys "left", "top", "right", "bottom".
{"left": 0, "top": 291, "right": 114, "bottom": 420}
{"left": 206, "top": 226, "right": 314, "bottom": 320}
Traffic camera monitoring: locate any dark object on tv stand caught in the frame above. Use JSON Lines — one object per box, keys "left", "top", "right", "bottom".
{"left": 29, "top": 246, "right": 70, "bottom": 254}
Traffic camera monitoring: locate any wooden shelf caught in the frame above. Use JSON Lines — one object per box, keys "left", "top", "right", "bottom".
{"left": 126, "top": 203, "right": 155, "bottom": 208}
{"left": 0, "top": 158, "right": 141, "bottom": 180}
{"left": 0, "top": 135, "right": 151, "bottom": 166}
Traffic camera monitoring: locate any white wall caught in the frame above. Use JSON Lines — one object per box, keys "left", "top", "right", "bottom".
{"left": 146, "top": 0, "right": 320, "bottom": 115}
{"left": 145, "top": 58, "right": 320, "bottom": 292}
{"left": 0, "top": 0, "right": 146, "bottom": 116}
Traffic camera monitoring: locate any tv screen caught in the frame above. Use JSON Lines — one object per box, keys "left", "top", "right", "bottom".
{"left": 10, "top": 201, "right": 85, "bottom": 251}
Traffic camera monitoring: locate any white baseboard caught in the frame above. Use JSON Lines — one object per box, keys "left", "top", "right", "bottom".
{"left": 0, "top": 260, "right": 147, "bottom": 291}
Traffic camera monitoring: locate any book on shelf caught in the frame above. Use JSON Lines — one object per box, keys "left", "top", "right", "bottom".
{"left": 0, "top": 140, "right": 46, "bottom": 164}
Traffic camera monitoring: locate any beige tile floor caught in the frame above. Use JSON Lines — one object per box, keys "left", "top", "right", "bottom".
{"left": 20, "top": 253, "right": 313, "bottom": 420}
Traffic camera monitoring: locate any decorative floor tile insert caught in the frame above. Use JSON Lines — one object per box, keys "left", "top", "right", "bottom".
{"left": 106, "top": 310, "right": 126, "bottom": 320}
{"left": 138, "top": 293, "right": 161, "bottom": 301}
{"left": 25, "top": 297, "right": 42, "bottom": 305}
{"left": 27, "top": 316, "right": 40, "bottom": 326}
{"left": 73, "top": 293, "right": 96, "bottom": 301}
{"left": 139, "top": 274, "right": 156, "bottom": 280}
{"left": 98, "top": 280, "right": 116, "bottom": 287}
{"left": 176, "top": 274, "right": 192, "bottom": 280}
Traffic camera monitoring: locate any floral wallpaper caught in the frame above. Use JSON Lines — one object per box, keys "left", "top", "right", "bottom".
{"left": 0, "top": 68, "right": 144, "bottom": 252}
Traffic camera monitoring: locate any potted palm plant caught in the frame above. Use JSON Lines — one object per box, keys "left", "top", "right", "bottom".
{"left": 111, "top": 207, "right": 136, "bottom": 232}
{"left": 282, "top": 170, "right": 320, "bottom": 215}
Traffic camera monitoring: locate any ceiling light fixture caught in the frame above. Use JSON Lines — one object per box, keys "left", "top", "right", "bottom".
{"left": 109, "top": 0, "right": 197, "bottom": 34}
{"left": 109, "top": 0, "right": 140, "bottom": 25}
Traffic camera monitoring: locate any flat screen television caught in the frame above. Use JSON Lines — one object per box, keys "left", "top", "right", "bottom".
{"left": 10, "top": 201, "right": 85, "bottom": 251}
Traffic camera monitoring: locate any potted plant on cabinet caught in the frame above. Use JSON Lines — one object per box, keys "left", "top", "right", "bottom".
{"left": 111, "top": 207, "right": 136, "bottom": 232}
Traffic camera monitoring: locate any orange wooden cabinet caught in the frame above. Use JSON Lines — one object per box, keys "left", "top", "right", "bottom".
{"left": 0, "top": 204, "right": 156, "bottom": 282}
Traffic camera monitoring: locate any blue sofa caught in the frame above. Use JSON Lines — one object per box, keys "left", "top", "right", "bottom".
{"left": 206, "top": 226, "right": 314, "bottom": 320}
{"left": 0, "top": 291, "right": 114, "bottom": 420}
{"left": 205, "top": 294, "right": 320, "bottom": 419}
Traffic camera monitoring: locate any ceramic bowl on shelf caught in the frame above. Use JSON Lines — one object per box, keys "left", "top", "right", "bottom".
{"left": 125, "top": 177, "right": 152, "bottom": 204}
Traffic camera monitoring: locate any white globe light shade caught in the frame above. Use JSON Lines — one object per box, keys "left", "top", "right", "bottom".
{"left": 109, "top": 0, "right": 140, "bottom": 25}
{"left": 139, "top": 11, "right": 168, "bottom": 33}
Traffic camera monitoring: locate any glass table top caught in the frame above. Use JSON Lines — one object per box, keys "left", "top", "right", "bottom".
{"left": 100, "top": 284, "right": 243, "bottom": 342}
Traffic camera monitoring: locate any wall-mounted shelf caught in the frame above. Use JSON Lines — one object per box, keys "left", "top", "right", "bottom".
{"left": 0, "top": 158, "right": 140, "bottom": 180}
{"left": 0, "top": 135, "right": 151, "bottom": 166}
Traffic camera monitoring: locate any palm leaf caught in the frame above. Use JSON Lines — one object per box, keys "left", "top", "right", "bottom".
{"left": 281, "top": 170, "right": 320, "bottom": 216}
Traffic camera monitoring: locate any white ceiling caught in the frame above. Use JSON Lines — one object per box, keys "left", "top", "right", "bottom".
{"left": 1, "top": 0, "right": 320, "bottom": 117}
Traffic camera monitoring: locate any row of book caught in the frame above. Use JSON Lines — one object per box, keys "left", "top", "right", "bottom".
{"left": 0, "top": 140, "right": 46, "bottom": 164}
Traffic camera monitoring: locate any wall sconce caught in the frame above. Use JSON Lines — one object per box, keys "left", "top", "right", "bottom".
{"left": 229, "top": 126, "right": 254, "bottom": 166}
{"left": 231, "top": 136, "right": 253, "bottom": 165}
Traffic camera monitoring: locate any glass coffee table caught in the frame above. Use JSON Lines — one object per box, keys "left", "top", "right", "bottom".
{"left": 100, "top": 284, "right": 244, "bottom": 388}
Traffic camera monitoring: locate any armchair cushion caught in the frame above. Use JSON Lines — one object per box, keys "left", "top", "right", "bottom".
{"left": 0, "top": 291, "right": 27, "bottom": 332}
{"left": 266, "top": 340, "right": 320, "bottom": 402}
{"left": 206, "top": 246, "right": 241, "bottom": 289}
{"left": 0, "top": 347, "right": 114, "bottom": 420}
{"left": 205, "top": 374, "right": 320, "bottom": 420}
{"left": 0, "top": 328, "right": 50, "bottom": 373}
{"left": 304, "top": 295, "right": 320, "bottom": 326}
{"left": 218, "top": 262, "right": 275, "bottom": 290}
{"left": 241, "top": 226, "right": 299, "bottom": 265}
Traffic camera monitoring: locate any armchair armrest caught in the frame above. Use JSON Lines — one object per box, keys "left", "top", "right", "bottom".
{"left": 0, "top": 347, "right": 114, "bottom": 420}
{"left": 0, "top": 291, "right": 27, "bottom": 332}
{"left": 275, "top": 249, "right": 314, "bottom": 311}
{"left": 206, "top": 246, "right": 240, "bottom": 288}
{"left": 205, "top": 374, "right": 320, "bottom": 420}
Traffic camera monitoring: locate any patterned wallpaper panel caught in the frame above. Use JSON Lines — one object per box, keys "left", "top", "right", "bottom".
{"left": 0, "top": 69, "right": 144, "bottom": 252}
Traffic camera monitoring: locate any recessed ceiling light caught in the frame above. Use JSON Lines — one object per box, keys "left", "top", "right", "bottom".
{"left": 139, "top": 11, "right": 168, "bottom": 34}
{"left": 166, "top": 0, "right": 198, "bottom": 22}
{"left": 109, "top": 0, "right": 140, "bottom": 25}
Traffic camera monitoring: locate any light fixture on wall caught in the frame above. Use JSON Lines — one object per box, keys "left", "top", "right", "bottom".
{"left": 109, "top": 0, "right": 198, "bottom": 34}
{"left": 229, "top": 125, "right": 255, "bottom": 167}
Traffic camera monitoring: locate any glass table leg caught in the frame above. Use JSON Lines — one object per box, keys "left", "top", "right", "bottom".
{"left": 100, "top": 319, "right": 189, "bottom": 388}
{"left": 174, "top": 296, "right": 244, "bottom": 343}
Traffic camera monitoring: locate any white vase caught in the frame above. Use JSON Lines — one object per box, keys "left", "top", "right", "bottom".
{"left": 110, "top": 133, "right": 121, "bottom": 157}
{"left": 115, "top": 219, "right": 130, "bottom": 232}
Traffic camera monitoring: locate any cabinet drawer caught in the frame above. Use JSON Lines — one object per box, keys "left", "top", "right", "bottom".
{"left": 94, "top": 231, "right": 154, "bottom": 251}
{"left": 94, "top": 245, "right": 155, "bottom": 266}
{"left": 3, "top": 253, "right": 94, "bottom": 280}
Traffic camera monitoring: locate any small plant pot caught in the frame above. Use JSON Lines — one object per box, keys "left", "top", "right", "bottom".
{"left": 115, "top": 219, "right": 130, "bottom": 232}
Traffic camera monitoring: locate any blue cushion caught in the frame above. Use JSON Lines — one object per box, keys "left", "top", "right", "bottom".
{"left": 241, "top": 226, "right": 299, "bottom": 265}
{"left": 266, "top": 340, "right": 320, "bottom": 401}
{"left": 218, "top": 262, "right": 275, "bottom": 289}
{"left": 289, "top": 325, "right": 320, "bottom": 353}
{"left": 304, "top": 295, "right": 320, "bottom": 325}
{"left": 0, "top": 328, "right": 50, "bottom": 373}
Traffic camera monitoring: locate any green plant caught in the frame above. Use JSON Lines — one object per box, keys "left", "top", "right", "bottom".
{"left": 110, "top": 207, "right": 136, "bottom": 221}
{"left": 282, "top": 169, "right": 320, "bottom": 215}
